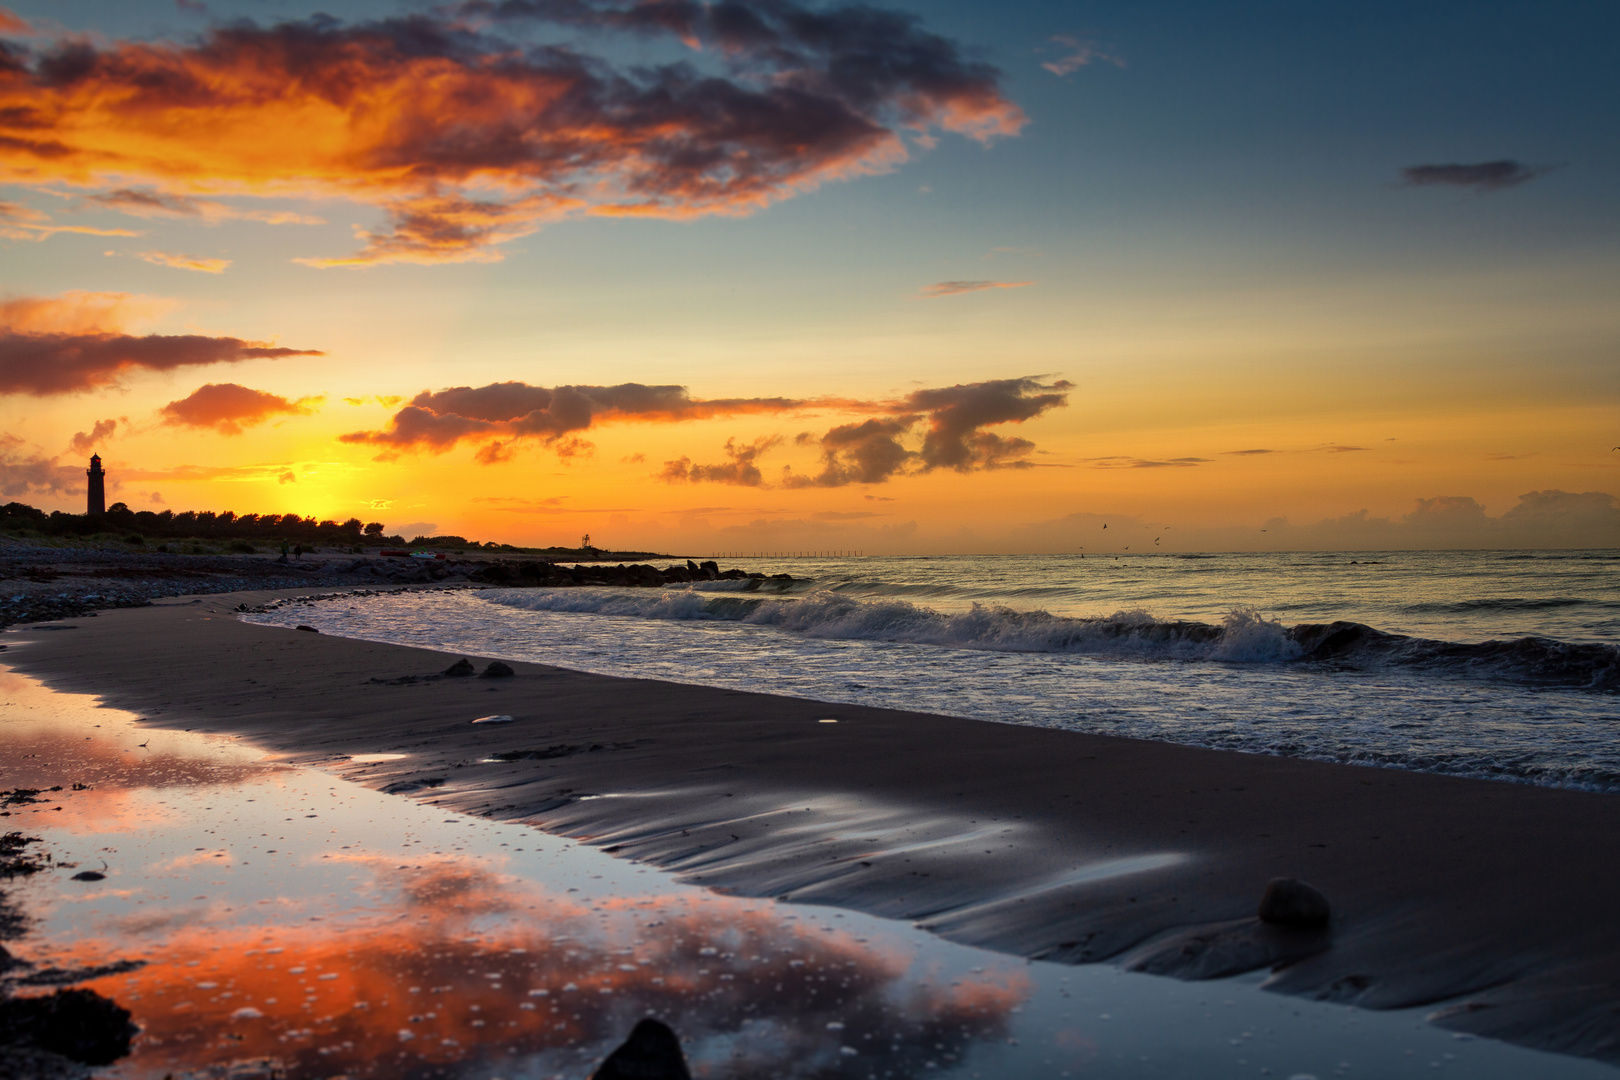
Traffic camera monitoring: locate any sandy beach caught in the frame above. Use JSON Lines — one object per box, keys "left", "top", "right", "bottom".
{"left": 9, "top": 587, "right": 1620, "bottom": 1068}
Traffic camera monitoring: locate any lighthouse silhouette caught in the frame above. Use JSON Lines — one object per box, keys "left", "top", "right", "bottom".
{"left": 87, "top": 454, "right": 105, "bottom": 517}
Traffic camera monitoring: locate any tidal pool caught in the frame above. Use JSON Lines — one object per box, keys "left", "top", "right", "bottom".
{"left": 1, "top": 663, "right": 1612, "bottom": 1079}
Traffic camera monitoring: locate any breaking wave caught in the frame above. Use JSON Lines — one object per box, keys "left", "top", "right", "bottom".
{"left": 483, "top": 588, "right": 1619, "bottom": 691}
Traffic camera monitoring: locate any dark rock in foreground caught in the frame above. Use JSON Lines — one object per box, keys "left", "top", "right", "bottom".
{"left": 480, "top": 660, "right": 515, "bottom": 678}
{"left": 1257, "top": 877, "right": 1331, "bottom": 928}
{"left": 466, "top": 559, "right": 789, "bottom": 591}
{"left": 590, "top": 1017, "right": 691, "bottom": 1080}
{"left": 0, "top": 988, "right": 136, "bottom": 1066}
{"left": 443, "top": 658, "right": 476, "bottom": 677}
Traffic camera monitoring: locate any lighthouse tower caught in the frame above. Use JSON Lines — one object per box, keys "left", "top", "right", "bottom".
{"left": 87, "top": 454, "right": 105, "bottom": 517}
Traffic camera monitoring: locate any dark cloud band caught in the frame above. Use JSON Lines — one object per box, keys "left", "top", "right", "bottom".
{"left": 1401, "top": 160, "right": 1549, "bottom": 191}
{"left": 0, "top": 331, "right": 322, "bottom": 395}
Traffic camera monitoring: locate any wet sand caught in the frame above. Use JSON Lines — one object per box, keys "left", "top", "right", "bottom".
{"left": 10, "top": 588, "right": 1620, "bottom": 1067}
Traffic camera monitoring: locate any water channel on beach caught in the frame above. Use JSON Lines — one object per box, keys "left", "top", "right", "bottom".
{"left": 1, "top": 658, "right": 1612, "bottom": 1079}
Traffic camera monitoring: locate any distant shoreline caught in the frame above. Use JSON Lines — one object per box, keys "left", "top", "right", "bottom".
{"left": 7, "top": 588, "right": 1620, "bottom": 1069}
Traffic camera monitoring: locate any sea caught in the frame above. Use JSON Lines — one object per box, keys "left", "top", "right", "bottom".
{"left": 247, "top": 550, "right": 1620, "bottom": 792}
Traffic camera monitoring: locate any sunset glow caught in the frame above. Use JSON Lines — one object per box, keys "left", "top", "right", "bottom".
{"left": 0, "top": 0, "right": 1614, "bottom": 550}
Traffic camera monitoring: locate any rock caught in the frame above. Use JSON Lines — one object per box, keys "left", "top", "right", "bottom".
{"left": 698, "top": 560, "right": 719, "bottom": 579}
{"left": 590, "top": 1018, "right": 691, "bottom": 1080}
{"left": 480, "top": 660, "right": 515, "bottom": 678}
{"left": 1257, "top": 877, "right": 1331, "bottom": 928}
{"left": 69, "top": 871, "right": 104, "bottom": 882}
{"left": 295, "top": 624, "right": 319, "bottom": 633}
{"left": 0, "top": 988, "right": 136, "bottom": 1066}
{"left": 443, "top": 658, "right": 476, "bottom": 677}
{"left": 0, "top": 1043, "right": 87, "bottom": 1080}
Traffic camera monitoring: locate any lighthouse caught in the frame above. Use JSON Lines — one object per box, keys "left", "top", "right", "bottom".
{"left": 87, "top": 454, "right": 105, "bottom": 517}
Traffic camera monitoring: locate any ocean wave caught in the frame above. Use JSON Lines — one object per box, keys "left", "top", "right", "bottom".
{"left": 1291, "top": 621, "right": 1620, "bottom": 691}
{"left": 1401, "top": 597, "right": 1600, "bottom": 613}
{"left": 483, "top": 587, "right": 1619, "bottom": 690}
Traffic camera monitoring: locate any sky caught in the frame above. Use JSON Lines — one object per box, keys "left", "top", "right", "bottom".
{"left": 0, "top": 0, "right": 1616, "bottom": 552}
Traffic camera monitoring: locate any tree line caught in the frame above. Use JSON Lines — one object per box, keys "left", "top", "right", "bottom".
{"left": 0, "top": 501, "right": 671, "bottom": 558}
{"left": 0, "top": 501, "right": 409, "bottom": 546}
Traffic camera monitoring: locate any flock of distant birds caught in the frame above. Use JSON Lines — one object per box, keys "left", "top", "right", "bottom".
{"left": 1081, "top": 520, "right": 1171, "bottom": 554}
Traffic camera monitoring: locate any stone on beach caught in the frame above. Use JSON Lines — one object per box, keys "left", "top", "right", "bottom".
{"left": 0, "top": 987, "right": 136, "bottom": 1067}
{"left": 1257, "top": 877, "right": 1331, "bottom": 928}
{"left": 295, "top": 624, "right": 320, "bottom": 633}
{"left": 590, "top": 1017, "right": 691, "bottom": 1080}
{"left": 443, "top": 658, "right": 476, "bottom": 677}
{"left": 470, "top": 714, "right": 515, "bottom": 724}
{"left": 480, "top": 660, "right": 515, "bottom": 678}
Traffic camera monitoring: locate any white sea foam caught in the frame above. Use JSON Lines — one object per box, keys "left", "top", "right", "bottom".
{"left": 245, "top": 550, "right": 1620, "bottom": 791}
{"left": 486, "top": 588, "right": 1307, "bottom": 664}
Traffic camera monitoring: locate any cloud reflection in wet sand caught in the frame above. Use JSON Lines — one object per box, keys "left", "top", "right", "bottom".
{"left": 53, "top": 857, "right": 1028, "bottom": 1078}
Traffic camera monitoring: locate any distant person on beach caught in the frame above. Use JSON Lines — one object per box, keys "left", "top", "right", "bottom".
{"left": 294, "top": 544, "right": 303, "bottom": 560}
{"left": 278, "top": 540, "right": 289, "bottom": 563}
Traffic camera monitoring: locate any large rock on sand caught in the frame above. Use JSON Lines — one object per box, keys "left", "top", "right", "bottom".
{"left": 0, "top": 987, "right": 136, "bottom": 1066}
{"left": 590, "top": 1018, "right": 691, "bottom": 1080}
{"left": 1257, "top": 877, "right": 1331, "bottom": 928}
{"left": 443, "top": 658, "right": 476, "bottom": 677}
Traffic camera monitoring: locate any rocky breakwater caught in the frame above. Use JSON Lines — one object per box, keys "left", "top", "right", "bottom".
{"left": 468, "top": 558, "right": 791, "bottom": 590}
{"left": 0, "top": 545, "right": 487, "bottom": 629}
{"left": 0, "top": 544, "right": 792, "bottom": 631}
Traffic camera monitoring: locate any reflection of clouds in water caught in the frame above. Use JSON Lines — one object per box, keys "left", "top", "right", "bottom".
{"left": 0, "top": 674, "right": 285, "bottom": 837}
{"left": 150, "top": 849, "right": 236, "bottom": 872}
{"left": 52, "top": 856, "right": 1029, "bottom": 1078}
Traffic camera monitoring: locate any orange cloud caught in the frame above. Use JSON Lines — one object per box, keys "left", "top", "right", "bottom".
{"left": 0, "top": 290, "right": 177, "bottom": 334}
{"left": 919, "top": 280, "right": 1033, "bottom": 297}
{"left": 0, "top": 292, "right": 322, "bottom": 395}
{"left": 86, "top": 187, "right": 323, "bottom": 225}
{"left": 298, "top": 193, "right": 578, "bottom": 268}
{"left": 348, "top": 376, "right": 1070, "bottom": 484}
{"left": 0, "top": 198, "right": 142, "bottom": 240}
{"left": 1041, "top": 35, "right": 1126, "bottom": 77}
{"left": 160, "top": 383, "right": 323, "bottom": 434}
{"left": 0, "top": 5, "right": 1024, "bottom": 264}
{"left": 341, "top": 382, "right": 843, "bottom": 460}
{"left": 0, "top": 432, "right": 81, "bottom": 496}
{"left": 68, "top": 417, "right": 119, "bottom": 455}
{"left": 782, "top": 377, "right": 1071, "bottom": 486}
{"left": 135, "top": 250, "right": 232, "bottom": 274}
{"left": 661, "top": 435, "right": 783, "bottom": 487}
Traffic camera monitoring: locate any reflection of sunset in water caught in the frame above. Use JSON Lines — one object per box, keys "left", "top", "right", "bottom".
{"left": 51, "top": 856, "right": 1026, "bottom": 1078}
{"left": 8, "top": 665, "right": 1599, "bottom": 1080}
{"left": 0, "top": 665, "right": 1027, "bottom": 1077}
{"left": 0, "top": 668, "right": 284, "bottom": 837}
